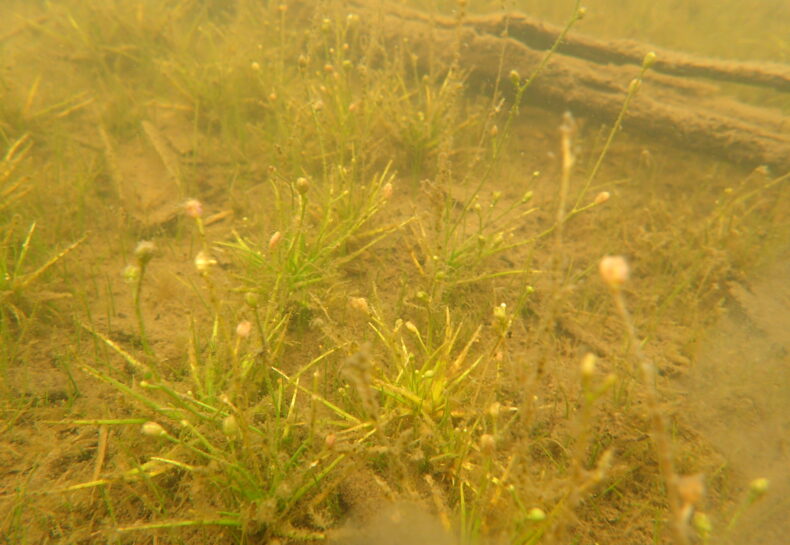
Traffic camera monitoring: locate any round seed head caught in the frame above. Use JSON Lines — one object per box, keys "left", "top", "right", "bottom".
{"left": 526, "top": 507, "right": 546, "bottom": 521}
{"left": 480, "top": 434, "right": 496, "bottom": 456}
{"left": 325, "top": 433, "right": 337, "bottom": 450}
{"left": 183, "top": 198, "right": 203, "bottom": 218}
{"left": 123, "top": 264, "right": 140, "bottom": 284}
{"left": 295, "top": 177, "right": 310, "bottom": 195}
{"left": 134, "top": 240, "right": 157, "bottom": 266}
{"left": 487, "top": 402, "right": 502, "bottom": 418}
{"left": 643, "top": 51, "right": 657, "bottom": 70}
{"left": 236, "top": 320, "right": 252, "bottom": 338}
{"left": 599, "top": 255, "right": 629, "bottom": 288}
{"left": 141, "top": 421, "right": 167, "bottom": 437}
{"left": 222, "top": 415, "right": 240, "bottom": 438}
{"left": 245, "top": 292, "right": 260, "bottom": 308}
{"left": 581, "top": 353, "right": 597, "bottom": 377}
{"left": 749, "top": 477, "right": 769, "bottom": 500}
{"left": 677, "top": 473, "right": 705, "bottom": 507}
{"left": 194, "top": 250, "right": 217, "bottom": 273}
{"left": 493, "top": 303, "right": 508, "bottom": 329}
{"left": 593, "top": 191, "right": 610, "bottom": 205}
{"left": 509, "top": 69, "right": 521, "bottom": 86}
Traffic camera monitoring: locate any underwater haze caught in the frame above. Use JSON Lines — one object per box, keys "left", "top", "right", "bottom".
{"left": 1, "top": 1, "right": 788, "bottom": 544}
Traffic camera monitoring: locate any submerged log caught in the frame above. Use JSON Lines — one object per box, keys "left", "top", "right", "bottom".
{"left": 382, "top": 5, "right": 790, "bottom": 93}
{"left": 349, "top": 1, "right": 790, "bottom": 172}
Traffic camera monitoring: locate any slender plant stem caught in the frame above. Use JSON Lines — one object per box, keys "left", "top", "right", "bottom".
{"left": 133, "top": 264, "right": 153, "bottom": 356}
{"left": 575, "top": 54, "right": 656, "bottom": 210}
{"left": 610, "top": 287, "right": 689, "bottom": 545}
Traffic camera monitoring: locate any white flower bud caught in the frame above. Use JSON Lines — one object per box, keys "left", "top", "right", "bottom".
{"left": 134, "top": 240, "right": 156, "bottom": 266}
{"left": 194, "top": 250, "right": 217, "bottom": 273}
{"left": 593, "top": 191, "right": 610, "bottom": 205}
{"left": 599, "top": 255, "right": 630, "bottom": 288}
{"left": 183, "top": 199, "right": 203, "bottom": 219}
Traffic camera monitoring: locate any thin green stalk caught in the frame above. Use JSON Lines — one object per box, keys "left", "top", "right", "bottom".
{"left": 435, "top": 1, "right": 586, "bottom": 285}
{"left": 485, "top": 0, "right": 584, "bottom": 169}
{"left": 80, "top": 323, "right": 159, "bottom": 379}
{"left": 575, "top": 52, "right": 657, "bottom": 210}
{"left": 116, "top": 518, "right": 241, "bottom": 532}
{"left": 603, "top": 259, "right": 688, "bottom": 545}
{"left": 133, "top": 264, "right": 152, "bottom": 355}
{"left": 131, "top": 241, "right": 157, "bottom": 357}
{"left": 726, "top": 478, "right": 769, "bottom": 531}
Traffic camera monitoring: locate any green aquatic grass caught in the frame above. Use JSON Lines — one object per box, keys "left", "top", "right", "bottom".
{"left": 0, "top": 136, "right": 33, "bottom": 215}
{"left": 0, "top": 137, "right": 84, "bottom": 328}
{"left": 226, "top": 165, "right": 403, "bottom": 311}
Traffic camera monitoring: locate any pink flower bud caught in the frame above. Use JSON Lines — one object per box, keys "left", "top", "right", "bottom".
{"left": 325, "top": 433, "right": 337, "bottom": 450}
{"left": 593, "top": 191, "right": 610, "bottom": 205}
{"left": 236, "top": 320, "right": 252, "bottom": 338}
{"left": 184, "top": 199, "right": 203, "bottom": 219}
{"left": 268, "top": 231, "right": 282, "bottom": 251}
